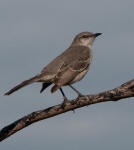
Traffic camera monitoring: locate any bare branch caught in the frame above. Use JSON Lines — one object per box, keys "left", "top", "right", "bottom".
{"left": 1, "top": 79, "right": 134, "bottom": 142}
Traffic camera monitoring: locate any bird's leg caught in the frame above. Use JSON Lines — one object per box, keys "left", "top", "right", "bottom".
{"left": 60, "top": 88, "right": 68, "bottom": 102}
{"left": 60, "top": 88, "right": 70, "bottom": 108}
{"left": 68, "top": 84, "right": 83, "bottom": 97}
{"left": 68, "top": 84, "right": 84, "bottom": 104}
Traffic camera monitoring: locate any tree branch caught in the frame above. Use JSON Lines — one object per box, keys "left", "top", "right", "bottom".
{"left": 1, "top": 79, "right": 134, "bottom": 142}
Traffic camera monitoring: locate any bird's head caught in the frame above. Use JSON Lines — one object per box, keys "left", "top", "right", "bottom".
{"left": 71, "top": 32, "right": 102, "bottom": 48}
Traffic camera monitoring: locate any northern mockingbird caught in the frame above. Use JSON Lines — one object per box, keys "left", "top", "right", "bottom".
{"left": 5, "top": 32, "right": 101, "bottom": 105}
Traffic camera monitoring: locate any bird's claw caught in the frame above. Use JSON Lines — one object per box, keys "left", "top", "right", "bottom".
{"left": 61, "top": 98, "right": 70, "bottom": 109}
{"left": 71, "top": 94, "right": 84, "bottom": 105}
{"left": 61, "top": 99, "right": 75, "bottom": 113}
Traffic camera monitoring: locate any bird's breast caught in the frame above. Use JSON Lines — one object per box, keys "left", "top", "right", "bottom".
{"left": 70, "top": 69, "right": 89, "bottom": 84}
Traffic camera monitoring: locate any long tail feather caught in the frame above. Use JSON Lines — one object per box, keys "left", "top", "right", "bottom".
{"left": 4, "top": 74, "right": 42, "bottom": 95}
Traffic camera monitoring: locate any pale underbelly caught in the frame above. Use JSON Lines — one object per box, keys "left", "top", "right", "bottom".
{"left": 69, "top": 69, "right": 88, "bottom": 84}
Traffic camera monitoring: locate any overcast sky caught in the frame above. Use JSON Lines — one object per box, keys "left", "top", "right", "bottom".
{"left": 0, "top": 0, "right": 134, "bottom": 149}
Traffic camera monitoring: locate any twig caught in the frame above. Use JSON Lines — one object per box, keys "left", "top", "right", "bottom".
{"left": 0, "top": 78, "right": 134, "bottom": 142}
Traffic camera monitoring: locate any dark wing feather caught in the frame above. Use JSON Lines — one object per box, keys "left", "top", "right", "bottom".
{"left": 40, "top": 83, "right": 52, "bottom": 93}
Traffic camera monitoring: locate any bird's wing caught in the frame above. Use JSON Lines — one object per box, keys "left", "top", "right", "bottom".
{"left": 51, "top": 57, "right": 90, "bottom": 93}
{"left": 41, "top": 45, "right": 91, "bottom": 76}
{"left": 54, "top": 48, "right": 91, "bottom": 86}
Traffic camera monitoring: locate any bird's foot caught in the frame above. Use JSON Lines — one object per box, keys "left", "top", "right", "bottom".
{"left": 71, "top": 94, "right": 84, "bottom": 105}
{"left": 76, "top": 93, "right": 84, "bottom": 102}
{"left": 61, "top": 98, "right": 70, "bottom": 109}
{"left": 78, "top": 93, "right": 84, "bottom": 98}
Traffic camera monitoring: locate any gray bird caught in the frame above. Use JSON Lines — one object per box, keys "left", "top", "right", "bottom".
{"left": 4, "top": 32, "right": 101, "bottom": 105}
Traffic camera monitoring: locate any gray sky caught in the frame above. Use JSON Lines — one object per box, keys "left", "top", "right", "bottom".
{"left": 0, "top": 0, "right": 134, "bottom": 149}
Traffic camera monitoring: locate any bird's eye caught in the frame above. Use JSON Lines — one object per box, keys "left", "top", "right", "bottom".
{"left": 82, "top": 35, "right": 89, "bottom": 38}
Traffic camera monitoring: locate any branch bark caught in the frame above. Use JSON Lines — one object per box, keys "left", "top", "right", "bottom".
{"left": 1, "top": 79, "right": 134, "bottom": 142}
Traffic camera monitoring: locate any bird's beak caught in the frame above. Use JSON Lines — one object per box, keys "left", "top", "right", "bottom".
{"left": 94, "top": 33, "right": 102, "bottom": 37}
